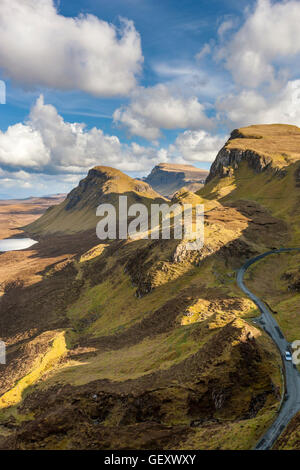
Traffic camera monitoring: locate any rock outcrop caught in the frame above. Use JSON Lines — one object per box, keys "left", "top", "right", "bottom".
{"left": 25, "top": 166, "right": 165, "bottom": 235}
{"left": 144, "top": 163, "right": 209, "bottom": 197}
{"left": 206, "top": 146, "right": 274, "bottom": 183}
{"left": 206, "top": 124, "right": 300, "bottom": 183}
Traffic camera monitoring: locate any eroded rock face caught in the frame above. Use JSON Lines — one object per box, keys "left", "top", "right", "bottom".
{"left": 206, "top": 126, "right": 300, "bottom": 183}
{"left": 206, "top": 147, "right": 274, "bottom": 183}
{"left": 65, "top": 169, "right": 109, "bottom": 211}
{"left": 144, "top": 163, "right": 209, "bottom": 197}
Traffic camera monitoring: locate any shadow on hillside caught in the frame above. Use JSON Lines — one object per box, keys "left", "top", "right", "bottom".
{"left": 0, "top": 190, "right": 290, "bottom": 447}
{"left": 0, "top": 192, "right": 289, "bottom": 345}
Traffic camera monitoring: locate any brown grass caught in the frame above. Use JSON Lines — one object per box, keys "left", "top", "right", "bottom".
{"left": 227, "top": 124, "right": 300, "bottom": 168}
{"left": 0, "top": 197, "right": 63, "bottom": 239}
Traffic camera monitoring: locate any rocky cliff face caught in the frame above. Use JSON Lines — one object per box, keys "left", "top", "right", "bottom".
{"left": 64, "top": 166, "right": 158, "bottom": 212}
{"left": 206, "top": 146, "right": 274, "bottom": 183}
{"left": 145, "top": 163, "right": 209, "bottom": 197}
{"left": 206, "top": 124, "right": 300, "bottom": 183}
{"left": 1, "top": 127, "right": 291, "bottom": 451}
{"left": 26, "top": 166, "right": 165, "bottom": 234}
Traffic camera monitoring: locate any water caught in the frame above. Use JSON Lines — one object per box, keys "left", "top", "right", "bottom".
{"left": 0, "top": 238, "right": 37, "bottom": 252}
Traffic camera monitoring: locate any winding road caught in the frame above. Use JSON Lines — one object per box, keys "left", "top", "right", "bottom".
{"left": 237, "top": 249, "right": 300, "bottom": 450}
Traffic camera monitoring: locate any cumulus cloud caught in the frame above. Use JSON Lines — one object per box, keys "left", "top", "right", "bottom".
{"left": 0, "top": 123, "right": 50, "bottom": 169}
{"left": 170, "top": 130, "right": 226, "bottom": 162}
{"left": 0, "top": 95, "right": 225, "bottom": 198}
{"left": 0, "top": 96, "right": 168, "bottom": 175}
{"left": 0, "top": 0, "right": 143, "bottom": 96}
{"left": 113, "top": 84, "right": 212, "bottom": 140}
{"left": 217, "top": 79, "right": 300, "bottom": 127}
{"left": 3, "top": 95, "right": 220, "bottom": 180}
{"left": 0, "top": 169, "right": 41, "bottom": 191}
{"left": 0, "top": 168, "right": 83, "bottom": 199}
{"left": 218, "top": 0, "right": 300, "bottom": 88}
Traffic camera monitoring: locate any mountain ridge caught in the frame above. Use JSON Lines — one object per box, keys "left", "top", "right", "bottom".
{"left": 207, "top": 124, "right": 300, "bottom": 183}
{"left": 2, "top": 124, "right": 300, "bottom": 450}
{"left": 26, "top": 165, "right": 166, "bottom": 235}
{"left": 144, "top": 163, "right": 209, "bottom": 197}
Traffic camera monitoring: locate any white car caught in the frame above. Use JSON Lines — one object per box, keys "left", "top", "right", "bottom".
{"left": 285, "top": 350, "right": 292, "bottom": 361}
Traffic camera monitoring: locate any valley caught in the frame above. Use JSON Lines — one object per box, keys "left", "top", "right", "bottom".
{"left": 0, "top": 125, "right": 300, "bottom": 450}
{"left": 0, "top": 195, "right": 65, "bottom": 239}
{"left": 1, "top": 0, "right": 300, "bottom": 455}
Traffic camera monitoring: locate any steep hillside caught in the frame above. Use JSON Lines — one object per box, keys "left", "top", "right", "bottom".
{"left": 201, "top": 124, "right": 300, "bottom": 243}
{"left": 0, "top": 195, "right": 65, "bottom": 239}
{"left": 26, "top": 166, "right": 165, "bottom": 235}
{"left": 144, "top": 163, "right": 209, "bottom": 197}
{"left": 195, "top": 124, "right": 300, "bottom": 448}
{"left": 198, "top": 124, "right": 300, "bottom": 332}
{"left": 0, "top": 225, "right": 283, "bottom": 450}
{"left": 2, "top": 125, "right": 300, "bottom": 450}
{"left": 207, "top": 124, "right": 300, "bottom": 183}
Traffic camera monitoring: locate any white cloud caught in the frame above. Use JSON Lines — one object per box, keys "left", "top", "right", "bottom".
{"left": 170, "top": 130, "right": 226, "bottom": 162}
{"left": 113, "top": 84, "right": 212, "bottom": 140}
{"left": 217, "top": 79, "right": 300, "bottom": 127}
{"left": 218, "top": 0, "right": 300, "bottom": 88}
{"left": 0, "top": 96, "right": 174, "bottom": 177}
{"left": 0, "top": 169, "right": 83, "bottom": 198}
{"left": 0, "top": 0, "right": 143, "bottom": 96}
{"left": 0, "top": 169, "right": 35, "bottom": 190}
{"left": 0, "top": 123, "right": 50, "bottom": 169}
{"left": 217, "top": 19, "right": 235, "bottom": 39}
{"left": 152, "top": 62, "right": 226, "bottom": 100}
{"left": 0, "top": 95, "right": 226, "bottom": 198}
{"left": 195, "top": 44, "right": 211, "bottom": 61}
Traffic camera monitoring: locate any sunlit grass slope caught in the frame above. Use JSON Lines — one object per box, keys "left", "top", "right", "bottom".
{"left": 26, "top": 166, "right": 166, "bottom": 235}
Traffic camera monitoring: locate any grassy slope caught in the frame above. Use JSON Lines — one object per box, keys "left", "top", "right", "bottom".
{"left": 200, "top": 161, "right": 300, "bottom": 241}
{"left": 195, "top": 125, "right": 300, "bottom": 343}
{"left": 226, "top": 124, "right": 300, "bottom": 168}
{"left": 3, "top": 127, "right": 300, "bottom": 449}
{"left": 244, "top": 252, "right": 300, "bottom": 343}
{"left": 0, "top": 223, "right": 283, "bottom": 449}
{"left": 195, "top": 125, "right": 300, "bottom": 449}
{"left": 26, "top": 166, "right": 166, "bottom": 235}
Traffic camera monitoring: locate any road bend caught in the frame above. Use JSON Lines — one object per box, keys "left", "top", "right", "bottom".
{"left": 237, "top": 248, "right": 300, "bottom": 450}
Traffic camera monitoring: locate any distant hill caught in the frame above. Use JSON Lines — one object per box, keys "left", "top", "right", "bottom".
{"left": 4, "top": 124, "right": 300, "bottom": 451}
{"left": 0, "top": 194, "right": 66, "bottom": 239}
{"left": 144, "top": 163, "right": 209, "bottom": 197}
{"left": 0, "top": 194, "right": 66, "bottom": 205}
{"left": 26, "top": 166, "right": 165, "bottom": 235}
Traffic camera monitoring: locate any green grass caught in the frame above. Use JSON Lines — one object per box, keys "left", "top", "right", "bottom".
{"left": 0, "top": 331, "right": 66, "bottom": 409}
{"left": 66, "top": 264, "right": 201, "bottom": 342}
{"left": 179, "top": 410, "right": 277, "bottom": 450}
{"left": 244, "top": 252, "right": 300, "bottom": 342}
{"left": 41, "top": 324, "right": 209, "bottom": 387}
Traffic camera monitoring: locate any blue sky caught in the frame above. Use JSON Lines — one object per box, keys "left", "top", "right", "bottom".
{"left": 0, "top": 0, "right": 300, "bottom": 198}
{"left": 1, "top": 0, "right": 249, "bottom": 133}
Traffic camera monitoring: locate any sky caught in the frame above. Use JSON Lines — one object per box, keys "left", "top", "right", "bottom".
{"left": 0, "top": 0, "right": 300, "bottom": 198}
